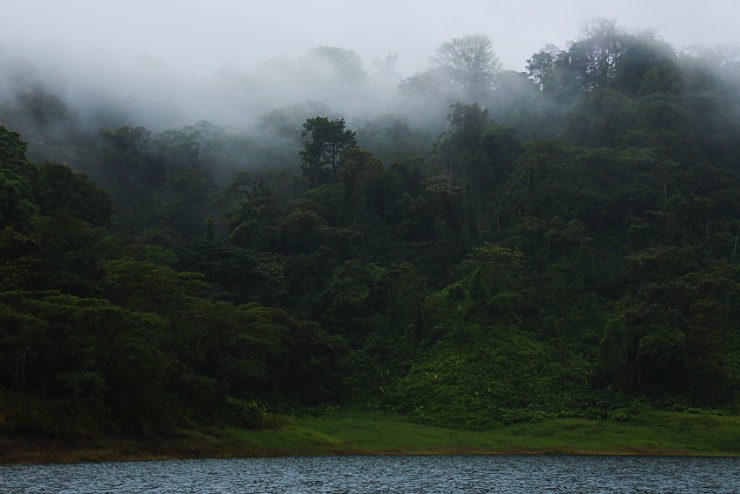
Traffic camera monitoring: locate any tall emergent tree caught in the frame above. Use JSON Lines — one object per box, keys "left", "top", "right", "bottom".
{"left": 433, "top": 33, "right": 501, "bottom": 98}
{"left": 300, "top": 117, "right": 357, "bottom": 187}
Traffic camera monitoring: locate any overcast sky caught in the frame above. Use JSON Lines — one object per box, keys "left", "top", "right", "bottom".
{"left": 3, "top": 0, "right": 740, "bottom": 79}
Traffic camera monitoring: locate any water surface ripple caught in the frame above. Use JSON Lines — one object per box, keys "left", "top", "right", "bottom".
{"left": 1, "top": 455, "right": 739, "bottom": 493}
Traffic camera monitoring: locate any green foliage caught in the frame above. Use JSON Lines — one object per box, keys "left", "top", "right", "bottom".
{"left": 175, "top": 239, "right": 270, "bottom": 303}
{"left": 0, "top": 291, "right": 175, "bottom": 435}
{"left": 299, "top": 117, "right": 357, "bottom": 187}
{"left": 434, "top": 103, "right": 521, "bottom": 192}
{"left": 0, "top": 126, "right": 28, "bottom": 163}
{"left": 39, "top": 162, "right": 113, "bottom": 227}
{"left": 4, "top": 20, "right": 740, "bottom": 445}
{"left": 0, "top": 127, "right": 40, "bottom": 227}
{"left": 219, "top": 397, "right": 282, "bottom": 429}
{"left": 385, "top": 324, "right": 594, "bottom": 429}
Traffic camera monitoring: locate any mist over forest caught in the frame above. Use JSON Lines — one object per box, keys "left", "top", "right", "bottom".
{"left": 3, "top": 17, "right": 740, "bottom": 443}
{"left": 1, "top": 36, "right": 402, "bottom": 131}
{"left": 4, "top": 20, "right": 740, "bottom": 165}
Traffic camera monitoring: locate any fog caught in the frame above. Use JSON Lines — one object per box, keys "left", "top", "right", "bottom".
{"left": 2, "top": 1, "right": 740, "bottom": 134}
{"left": 5, "top": 1, "right": 740, "bottom": 77}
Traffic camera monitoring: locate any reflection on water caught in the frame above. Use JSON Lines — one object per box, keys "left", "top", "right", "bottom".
{"left": 1, "top": 454, "right": 739, "bottom": 493}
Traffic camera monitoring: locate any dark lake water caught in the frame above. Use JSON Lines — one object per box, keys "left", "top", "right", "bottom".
{"left": 1, "top": 454, "right": 739, "bottom": 493}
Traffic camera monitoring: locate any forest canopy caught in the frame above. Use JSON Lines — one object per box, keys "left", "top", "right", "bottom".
{"left": 1, "top": 21, "right": 740, "bottom": 437}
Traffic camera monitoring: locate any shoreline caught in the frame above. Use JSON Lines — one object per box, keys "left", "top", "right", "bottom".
{"left": 3, "top": 411, "right": 739, "bottom": 465}
{"left": 0, "top": 439, "right": 719, "bottom": 466}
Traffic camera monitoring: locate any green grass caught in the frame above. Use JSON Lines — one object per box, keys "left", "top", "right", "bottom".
{"left": 3, "top": 410, "right": 740, "bottom": 463}
{"left": 217, "top": 410, "right": 740, "bottom": 457}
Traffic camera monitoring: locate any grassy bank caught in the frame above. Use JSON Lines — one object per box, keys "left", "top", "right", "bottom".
{"left": 2, "top": 411, "right": 740, "bottom": 464}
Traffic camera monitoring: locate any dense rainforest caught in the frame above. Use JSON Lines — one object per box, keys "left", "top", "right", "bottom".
{"left": 2, "top": 20, "right": 740, "bottom": 439}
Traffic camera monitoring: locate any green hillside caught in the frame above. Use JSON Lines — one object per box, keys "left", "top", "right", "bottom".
{"left": 1, "top": 21, "right": 740, "bottom": 457}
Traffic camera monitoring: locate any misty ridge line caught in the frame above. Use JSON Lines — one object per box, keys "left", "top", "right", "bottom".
{"left": 2, "top": 19, "right": 740, "bottom": 170}
{"left": 3, "top": 22, "right": 605, "bottom": 127}
{"left": 1, "top": 37, "right": 412, "bottom": 132}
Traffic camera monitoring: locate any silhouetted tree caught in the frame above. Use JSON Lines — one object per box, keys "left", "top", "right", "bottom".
{"left": 433, "top": 33, "right": 501, "bottom": 99}
{"left": 299, "top": 117, "right": 357, "bottom": 187}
